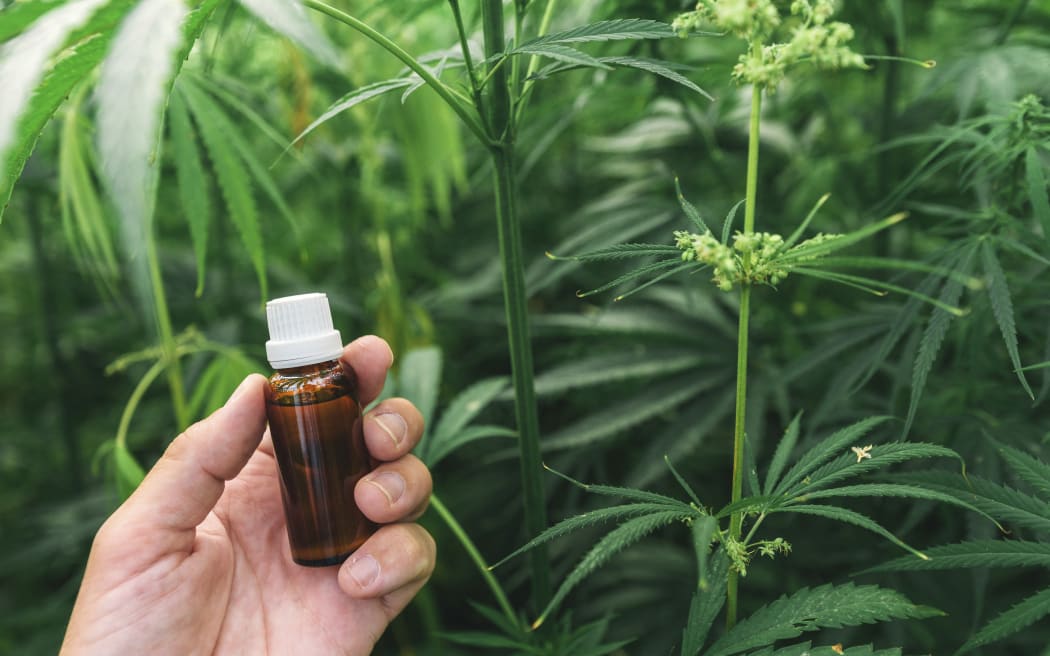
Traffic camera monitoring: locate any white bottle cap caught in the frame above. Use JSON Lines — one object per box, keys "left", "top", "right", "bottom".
{"left": 265, "top": 293, "right": 344, "bottom": 369}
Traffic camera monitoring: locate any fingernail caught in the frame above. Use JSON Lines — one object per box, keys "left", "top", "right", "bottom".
{"left": 348, "top": 554, "right": 379, "bottom": 588}
{"left": 365, "top": 471, "right": 405, "bottom": 505}
{"left": 224, "top": 375, "right": 255, "bottom": 408}
{"left": 372, "top": 413, "right": 407, "bottom": 447}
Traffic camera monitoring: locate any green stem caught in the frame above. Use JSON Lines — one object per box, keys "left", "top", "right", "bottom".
{"left": 995, "top": 0, "right": 1031, "bottom": 45}
{"left": 743, "top": 88, "right": 762, "bottom": 234}
{"left": 303, "top": 0, "right": 490, "bottom": 145}
{"left": 115, "top": 360, "right": 168, "bottom": 450}
{"left": 481, "top": 0, "right": 552, "bottom": 611}
{"left": 447, "top": 0, "right": 486, "bottom": 118}
{"left": 514, "top": 0, "right": 558, "bottom": 124}
{"left": 146, "top": 230, "right": 190, "bottom": 429}
{"left": 430, "top": 494, "right": 518, "bottom": 627}
{"left": 726, "top": 284, "right": 751, "bottom": 629}
{"left": 511, "top": 1, "right": 524, "bottom": 99}
{"left": 727, "top": 84, "right": 762, "bottom": 630}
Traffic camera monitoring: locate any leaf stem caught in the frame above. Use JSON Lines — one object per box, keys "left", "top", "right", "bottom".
{"left": 481, "top": 0, "right": 552, "bottom": 611}
{"left": 430, "top": 493, "right": 518, "bottom": 627}
{"left": 727, "top": 82, "right": 762, "bottom": 630}
{"left": 303, "top": 0, "right": 490, "bottom": 145}
{"left": 115, "top": 359, "right": 168, "bottom": 451}
{"left": 447, "top": 0, "right": 486, "bottom": 116}
{"left": 514, "top": 0, "right": 558, "bottom": 124}
{"left": 146, "top": 228, "right": 190, "bottom": 429}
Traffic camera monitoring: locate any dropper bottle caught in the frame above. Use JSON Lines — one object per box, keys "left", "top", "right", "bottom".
{"left": 265, "top": 292, "right": 375, "bottom": 566}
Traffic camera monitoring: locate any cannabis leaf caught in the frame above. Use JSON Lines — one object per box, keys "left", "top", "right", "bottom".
{"left": 872, "top": 441, "right": 1050, "bottom": 653}
{"left": 704, "top": 582, "right": 941, "bottom": 656}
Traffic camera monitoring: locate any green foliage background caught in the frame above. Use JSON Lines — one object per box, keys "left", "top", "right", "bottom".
{"left": 2, "top": 0, "right": 1050, "bottom": 653}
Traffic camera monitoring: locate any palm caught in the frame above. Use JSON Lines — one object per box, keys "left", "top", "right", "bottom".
{"left": 208, "top": 441, "right": 388, "bottom": 654}
{"left": 63, "top": 341, "right": 433, "bottom": 656}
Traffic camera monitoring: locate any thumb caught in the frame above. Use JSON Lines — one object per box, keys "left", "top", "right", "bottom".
{"left": 114, "top": 374, "right": 268, "bottom": 549}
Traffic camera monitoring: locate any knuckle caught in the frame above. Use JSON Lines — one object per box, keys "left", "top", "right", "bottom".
{"left": 406, "top": 525, "right": 437, "bottom": 578}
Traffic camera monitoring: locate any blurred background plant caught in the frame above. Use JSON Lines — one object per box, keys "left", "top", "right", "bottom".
{"left": 1, "top": 0, "right": 1049, "bottom": 654}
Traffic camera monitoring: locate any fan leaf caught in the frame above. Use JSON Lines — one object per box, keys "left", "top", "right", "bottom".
{"left": 706, "top": 582, "right": 940, "bottom": 656}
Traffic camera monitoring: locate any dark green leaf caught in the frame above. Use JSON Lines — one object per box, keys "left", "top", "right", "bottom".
{"left": 780, "top": 212, "right": 908, "bottom": 262}
{"left": 544, "top": 466, "right": 695, "bottom": 508}
{"left": 775, "top": 504, "right": 928, "bottom": 560}
{"left": 493, "top": 502, "right": 683, "bottom": 569}
{"left": 773, "top": 416, "right": 890, "bottom": 496}
{"left": 168, "top": 89, "right": 211, "bottom": 296}
{"left": 576, "top": 258, "right": 692, "bottom": 298}
{"left": 864, "top": 539, "right": 1050, "bottom": 574}
{"left": 528, "top": 350, "right": 705, "bottom": 398}
{"left": 763, "top": 412, "right": 802, "bottom": 495}
{"left": 904, "top": 244, "right": 977, "bottom": 435}
{"left": 543, "top": 375, "right": 723, "bottom": 450}
{"left": 783, "top": 193, "right": 830, "bottom": 248}
{"left": 981, "top": 240, "right": 1034, "bottom": 399}
{"left": 426, "top": 425, "right": 516, "bottom": 469}
{"left": 675, "top": 176, "right": 708, "bottom": 232}
{"left": 601, "top": 56, "right": 713, "bottom": 99}
{"left": 666, "top": 455, "right": 702, "bottom": 508}
{"left": 798, "top": 442, "right": 963, "bottom": 494}
{"left": 957, "top": 587, "right": 1050, "bottom": 654}
{"left": 431, "top": 377, "right": 508, "bottom": 442}
{"left": 690, "top": 515, "right": 717, "bottom": 589}
{"left": 1025, "top": 147, "right": 1050, "bottom": 244}
{"left": 706, "top": 582, "right": 940, "bottom": 656}
{"left": 721, "top": 200, "right": 745, "bottom": 244}
{"left": 891, "top": 471, "right": 1050, "bottom": 533}
{"left": 179, "top": 79, "right": 268, "bottom": 301}
{"left": 996, "top": 442, "right": 1050, "bottom": 498}
{"left": 535, "top": 509, "right": 689, "bottom": 629}
{"left": 554, "top": 242, "right": 681, "bottom": 262}
{"left": 682, "top": 551, "right": 728, "bottom": 656}
{"left": 291, "top": 78, "right": 414, "bottom": 147}
{"left": 517, "top": 19, "right": 676, "bottom": 49}
{"left": 511, "top": 43, "right": 612, "bottom": 70}
{"left": 397, "top": 347, "right": 442, "bottom": 428}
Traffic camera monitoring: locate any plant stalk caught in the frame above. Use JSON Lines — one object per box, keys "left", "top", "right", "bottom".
{"left": 430, "top": 494, "right": 518, "bottom": 627}
{"left": 146, "top": 229, "right": 190, "bottom": 429}
{"left": 742, "top": 87, "right": 762, "bottom": 234}
{"left": 481, "top": 0, "right": 552, "bottom": 611}
{"left": 727, "top": 84, "right": 763, "bottom": 630}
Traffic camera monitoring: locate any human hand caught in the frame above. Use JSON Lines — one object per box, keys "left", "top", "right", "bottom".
{"left": 61, "top": 336, "right": 434, "bottom": 655}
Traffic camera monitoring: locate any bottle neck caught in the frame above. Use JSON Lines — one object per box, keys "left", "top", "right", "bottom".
{"left": 274, "top": 358, "right": 342, "bottom": 377}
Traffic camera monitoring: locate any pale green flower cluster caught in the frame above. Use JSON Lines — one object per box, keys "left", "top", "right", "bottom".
{"left": 675, "top": 229, "right": 737, "bottom": 291}
{"left": 680, "top": 0, "right": 781, "bottom": 40}
{"left": 723, "top": 533, "right": 792, "bottom": 576}
{"left": 674, "top": 0, "right": 867, "bottom": 89}
{"left": 674, "top": 229, "right": 792, "bottom": 291}
{"left": 734, "top": 231, "right": 789, "bottom": 285}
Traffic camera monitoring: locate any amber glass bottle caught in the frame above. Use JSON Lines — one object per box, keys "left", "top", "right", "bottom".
{"left": 265, "top": 293, "right": 376, "bottom": 566}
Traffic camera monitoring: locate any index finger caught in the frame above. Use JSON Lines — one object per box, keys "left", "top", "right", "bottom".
{"left": 341, "top": 335, "right": 395, "bottom": 406}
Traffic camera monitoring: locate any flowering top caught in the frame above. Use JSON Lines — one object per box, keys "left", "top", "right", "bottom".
{"left": 673, "top": 0, "right": 866, "bottom": 89}
{"left": 675, "top": 228, "right": 841, "bottom": 291}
